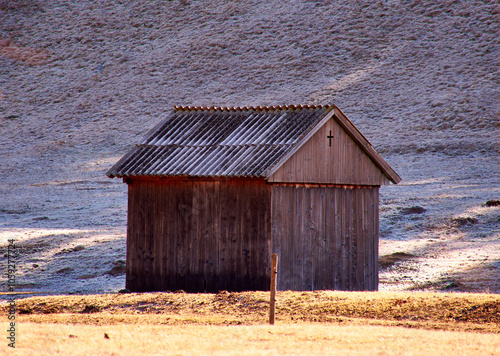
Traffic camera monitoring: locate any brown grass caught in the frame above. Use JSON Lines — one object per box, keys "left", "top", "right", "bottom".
{"left": 7, "top": 290, "right": 500, "bottom": 333}
{"left": 2, "top": 291, "right": 500, "bottom": 355}
{"left": 4, "top": 322, "right": 500, "bottom": 356}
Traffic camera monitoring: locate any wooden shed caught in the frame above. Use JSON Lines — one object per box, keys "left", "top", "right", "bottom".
{"left": 107, "top": 105, "right": 400, "bottom": 293}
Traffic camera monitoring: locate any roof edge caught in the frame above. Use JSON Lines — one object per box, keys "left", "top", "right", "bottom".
{"left": 173, "top": 104, "right": 334, "bottom": 112}
{"left": 106, "top": 145, "right": 141, "bottom": 178}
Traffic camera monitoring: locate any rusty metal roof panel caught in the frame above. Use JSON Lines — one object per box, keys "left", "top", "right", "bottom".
{"left": 107, "top": 105, "right": 334, "bottom": 178}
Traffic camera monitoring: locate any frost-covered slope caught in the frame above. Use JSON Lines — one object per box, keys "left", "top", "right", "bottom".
{"left": 0, "top": 0, "right": 498, "bottom": 294}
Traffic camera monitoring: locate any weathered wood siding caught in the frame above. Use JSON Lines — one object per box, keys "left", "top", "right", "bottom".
{"left": 126, "top": 178, "right": 272, "bottom": 292}
{"left": 271, "top": 183, "right": 379, "bottom": 291}
{"left": 268, "top": 118, "right": 390, "bottom": 185}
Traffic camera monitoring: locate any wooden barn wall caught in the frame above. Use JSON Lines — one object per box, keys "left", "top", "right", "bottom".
{"left": 268, "top": 118, "right": 390, "bottom": 186}
{"left": 126, "top": 179, "right": 272, "bottom": 292}
{"left": 271, "top": 184, "right": 379, "bottom": 291}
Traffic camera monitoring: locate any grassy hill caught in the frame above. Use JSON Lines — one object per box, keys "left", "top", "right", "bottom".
{"left": 0, "top": 0, "right": 499, "bottom": 294}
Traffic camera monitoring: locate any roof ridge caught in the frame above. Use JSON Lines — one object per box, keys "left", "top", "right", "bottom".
{"left": 173, "top": 104, "right": 334, "bottom": 112}
{"left": 138, "top": 143, "right": 294, "bottom": 148}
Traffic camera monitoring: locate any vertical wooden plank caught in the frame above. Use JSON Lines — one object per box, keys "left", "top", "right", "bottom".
{"left": 351, "top": 187, "right": 357, "bottom": 290}
{"left": 203, "top": 181, "right": 212, "bottom": 292}
{"left": 157, "top": 181, "right": 165, "bottom": 291}
{"left": 194, "top": 181, "right": 205, "bottom": 292}
{"left": 302, "top": 185, "right": 312, "bottom": 290}
{"left": 142, "top": 180, "right": 149, "bottom": 291}
{"left": 139, "top": 181, "right": 146, "bottom": 290}
{"left": 204, "top": 181, "right": 217, "bottom": 292}
{"left": 194, "top": 181, "right": 204, "bottom": 292}
{"left": 170, "top": 180, "right": 181, "bottom": 291}
{"left": 150, "top": 181, "right": 158, "bottom": 290}
{"left": 361, "top": 188, "right": 368, "bottom": 291}
{"left": 183, "top": 181, "right": 195, "bottom": 292}
{"left": 342, "top": 186, "right": 349, "bottom": 290}
{"left": 192, "top": 181, "right": 201, "bottom": 292}
{"left": 320, "top": 122, "right": 328, "bottom": 183}
{"left": 341, "top": 187, "right": 350, "bottom": 290}
{"left": 374, "top": 187, "right": 380, "bottom": 290}
{"left": 142, "top": 181, "right": 151, "bottom": 291}
{"left": 319, "top": 185, "right": 326, "bottom": 289}
{"left": 331, "top": 120, "right": 339, "bottom": 182}
{"left": 132, "top": 181, "right": 140, "bottom": 291}
{"left": 367, "top": 187, "right": 373, "bottom": 291}
{"left": 231, "top": 181, "right": 241, "bottom": 291}
{"left": 348, "top": 131, "right": 355, "bottom": 184}
{"left": 343, "top": 129, "right": 350, "bottom": 184}
{"left": 218, "top": 181, "right": 228, "bottom": 291}
{"left": 224, "top": 180, "right": 238, "bottom": 291}
{"left": 332, "top": 187, "right": 341, "bottom": 289}
{"left": 367, "top": 186, "right": 377, "bottom": 291}
{"left": 368, "top": 187, "right": 376, "bottom": 290}
{"left": 254, "top": 182, "right": 261, "bottom": 290}
{"left": 324, "top": 186, "right": 334, "bottom": 290}
{"left": 140, "top": 181, "right": 148, "bottom": 291}
{"left": 134, "top": 182, "right": 145, "bottom": 291}
{"left": 363, "top": 188, "right": 370, "bottom": 290}
{"left": 332, "top": 186, "right": 340, "bottom": 290}
{"left": 126, "top": 181, "right": 136, "bottom": 291}
{"left": 244, "top": 180, "right": 255, "bottom": 290}
{"left": 130, "top": 181, "right": 142, "bottom": 291}
{"left": 348, "top": 187, "right": 356, "bottom": 290}
{"left": 235, "top": 180, "right": 244, "bottom": 291}
{"left": 213, "top": 181, "right": 221, "bottom": 292}
{"left": 310, "top": 185, "right": 318, "bottom": 290}
{"left": 293, "top": 185, "right": 302, "bottom": 290}
{"left": 339, "top": 125, "right": 346, "bottom": 183}
{"left": 355, "top": 188, "right": 364, "bottom": 291}
{"left": 161, "top": 181, "right": 172, "bottom": 291}
{"left": 220, "top": 181, "right": 227, "bottom": 291}
{"left": 279, "top": 184, "right": 294, "bottom": 291}
{"left": 367, "top": 188, "right": 374, "bottom": 290}
{"left": 258, "top": 181, "right": 272, "bottom": 290}
{"left": 311, "top": 186, "right": 324, "bottom": 290}
{"left": 151, "top": 181, "right": 162, "bottom": 290}
{"left": 336, "top": 124, "right": 343, "bottom": 183}
{"left": 284, "top": 185, "right": 292, "bottom": 291}
{"left": 252, "top": 182, "right": 260, "bottom": 290}
{"left": 168, "top": 181, "right": 177, "bottom": 292}
{"left": 158, "top": 181, "right": 166, "bottom": 291}
{"left": 242, "top": 181, "right": 251, "bottom": 291}
{"left": 325, "top": 120, "right": 331, "bottom": 184}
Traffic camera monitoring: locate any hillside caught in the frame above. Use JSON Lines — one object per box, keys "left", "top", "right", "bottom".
{"left": 0, "top": 0, "right": 499, "bottom": 295}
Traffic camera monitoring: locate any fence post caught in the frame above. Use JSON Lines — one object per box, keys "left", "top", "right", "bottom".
{"left": 269, "top": 253, "right": 278, "bottom": 325}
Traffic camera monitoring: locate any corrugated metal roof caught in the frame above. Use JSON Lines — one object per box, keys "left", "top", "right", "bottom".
{"left": 107, "top": 105, "right": 334, "bottom": 178}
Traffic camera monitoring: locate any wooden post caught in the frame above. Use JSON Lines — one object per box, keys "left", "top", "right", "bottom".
{"left": 269, "top": 253, "right": 278, "bottom": 325}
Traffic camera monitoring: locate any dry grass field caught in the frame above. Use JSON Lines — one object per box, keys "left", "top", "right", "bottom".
{"left": 2, "top": 290, "right": 500, "bottom": 354}
{"left": 4, "top": 322, "right": 500, "bottom": 355}
{"left": 0, "top": 1, "right": 499, "bottom": 354}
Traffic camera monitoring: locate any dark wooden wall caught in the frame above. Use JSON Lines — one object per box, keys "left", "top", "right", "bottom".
{"left": 271, "top": 183, "right": 379, "bottom": 291}
{"left": 126, "top": 178, "right": 272, "bottom": 292}
{"left": 126, "top": 178, "right": 379, "bottom": 293}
